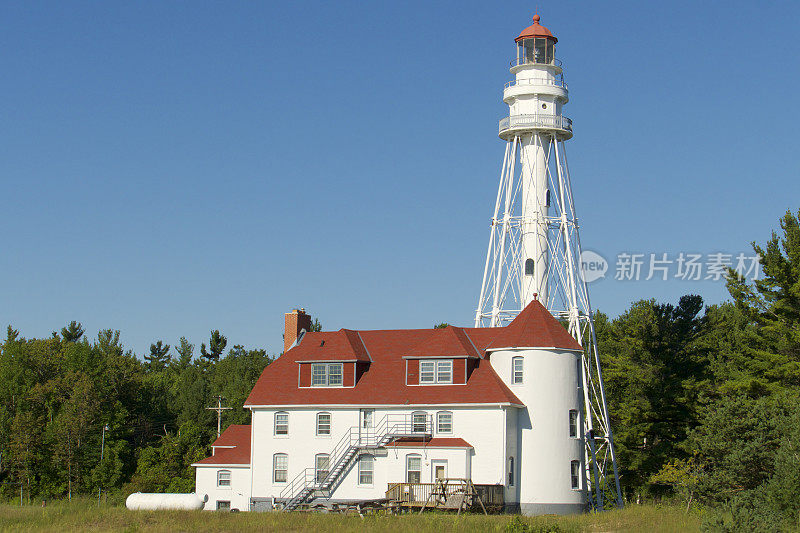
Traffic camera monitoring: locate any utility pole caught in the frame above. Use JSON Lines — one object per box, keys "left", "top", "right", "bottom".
{"left": 98, "top": 424, "right": 109, "bottom": 505}
{"left": 206, "top": 396, "right": 231, "bottom": 438}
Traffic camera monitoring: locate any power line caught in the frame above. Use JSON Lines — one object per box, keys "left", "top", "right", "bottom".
{"left": 205, "top": 396, "right": 231, "bottom": 438}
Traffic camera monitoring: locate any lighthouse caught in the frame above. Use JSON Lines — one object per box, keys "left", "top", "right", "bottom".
{"left": 476, "top": 15, "right": 624, "bottom": 510}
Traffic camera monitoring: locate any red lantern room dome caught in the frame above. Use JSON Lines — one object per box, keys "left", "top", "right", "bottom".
{"left": 515, "top": 14, "right": 558, "bottom": 43}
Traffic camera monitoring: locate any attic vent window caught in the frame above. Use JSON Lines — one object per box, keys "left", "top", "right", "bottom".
{"left": 311, "top": 362, "right": 343, "bottom": 387}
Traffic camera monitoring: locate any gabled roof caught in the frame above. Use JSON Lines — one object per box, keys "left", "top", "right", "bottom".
{"left": 404, "top": 326, "right": 481, "bottom": 359}
{"left": 468, "top": 299, "right": 582, "bottom": 352}
{"left": 293, "top": 329, "right": 371, "bottom": 362}
{"left": 193, "top": 424, "right": 251, "bottom": 466}
{"left": 244, "top": 300, "right": 579, "bottom": 407}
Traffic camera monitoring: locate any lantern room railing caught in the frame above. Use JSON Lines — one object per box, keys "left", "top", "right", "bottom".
{"left": 499, "top": 114, "right": 572, "bottom": 136}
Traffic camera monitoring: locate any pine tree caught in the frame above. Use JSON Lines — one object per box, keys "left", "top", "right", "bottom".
{"left": 145, "top": 341, "right": 171, "bottom": 372}
{"left": 61, "top": 321, "right": 85, "bottom": 343}
{"left": 200, "top": 330, "right": 227, "bottom": 361}
{"left": 174, "top": 337, "right": 194, "bottom": 369}
{"left": 727, "top": 208, "right": 800, "bottom": 388}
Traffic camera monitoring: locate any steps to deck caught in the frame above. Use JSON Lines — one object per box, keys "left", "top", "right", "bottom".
{"left": 280, "top": 413, "right": 433, "bottom": 511}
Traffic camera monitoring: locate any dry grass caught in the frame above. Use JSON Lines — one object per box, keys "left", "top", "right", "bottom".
{"left": 0, "top": 500, "right": 701, "bottom": 533}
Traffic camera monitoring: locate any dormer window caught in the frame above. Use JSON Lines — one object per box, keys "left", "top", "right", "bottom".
{"left": 311, "top": 363, "right": 343, "bottom": 387}
{"left": 419, "top": 359, "right": 453, "bottom": 384}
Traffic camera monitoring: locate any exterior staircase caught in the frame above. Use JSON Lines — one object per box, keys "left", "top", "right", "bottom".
{"left": 280, "top": 413, "right": 433, "bottom": 511}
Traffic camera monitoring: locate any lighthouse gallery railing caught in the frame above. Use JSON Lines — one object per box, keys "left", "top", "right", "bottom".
{"left": 499, "top": 114, "right": 572, "bottom": 135}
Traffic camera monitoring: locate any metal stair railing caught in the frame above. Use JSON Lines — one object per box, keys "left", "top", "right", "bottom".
{"left": 279, "top": 413, "right": 433, "bottom": 511}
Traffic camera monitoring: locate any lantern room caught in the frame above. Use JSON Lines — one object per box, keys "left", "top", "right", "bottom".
{"left": 514, "top": 15, "right": 557, "bottom": 66}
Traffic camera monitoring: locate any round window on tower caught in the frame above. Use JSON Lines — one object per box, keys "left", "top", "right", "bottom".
{"left": 542, "top": 103, "right": 547, "bottom": 109}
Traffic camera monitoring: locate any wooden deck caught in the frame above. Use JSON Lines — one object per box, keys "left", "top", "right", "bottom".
{"left": 386, "top": 479, "right": 504, "bottom": 513}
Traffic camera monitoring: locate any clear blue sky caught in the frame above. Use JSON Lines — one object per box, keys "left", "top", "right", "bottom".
{"left": 2, "top": 1, "right": 798, "bottom": 358}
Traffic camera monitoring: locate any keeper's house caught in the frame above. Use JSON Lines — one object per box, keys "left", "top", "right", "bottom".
{"left": 193, "top": 300, "right": 586, "bottom": 515}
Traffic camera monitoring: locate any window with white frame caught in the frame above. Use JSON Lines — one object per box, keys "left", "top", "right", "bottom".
{"left": 436, "top": 411, "right": 453, "bottom": 434}
{"left": 217, "top": 469, "right": 231, "bottom": 487}
{"left": 570, "top": 460, "right": 581, "bottom": 489}
{"left": 419, "top": 359, "right": 453, "bottom": 384}
{"left": 311, "top": 362, "right": 343, "bottom": 386}
{"left": 412, "top": 411, "right": 428, "bottom": 433}
{"left": 273, "top": 453, "right": 288, "bottom": 483}
{"left": 275, "top": 411, "right": 289, "bottom": 436}
{"left": 512, "top": 357, "right": 524, "bottom": 384}
{"left": 358, "top": 454, "right": 374, "bottom": 485}
{"left": 436, "top": 360, "right": 452, "bottom": 383}
{"left": 315, "top": 453, "right": 330, "bottom": 483}
{"left": 316, "top": 412, "right": 331, "bottom": 435}
{"left": 419, "top": 361, "right": 435, "bottom": 383}
{"left": 406, "top": 454, "right": 422, "bottom": 483}
{"left": 569, "top": 409, "right": 579, "bottom": 438}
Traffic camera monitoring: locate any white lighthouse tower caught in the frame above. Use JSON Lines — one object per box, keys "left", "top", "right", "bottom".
{"left": 476, "top": 15, "right": 624, "bottom": 509}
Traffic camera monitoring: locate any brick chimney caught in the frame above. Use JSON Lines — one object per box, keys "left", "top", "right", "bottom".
{"left": 284, "top": 308, "right": 312, "bottom": 353}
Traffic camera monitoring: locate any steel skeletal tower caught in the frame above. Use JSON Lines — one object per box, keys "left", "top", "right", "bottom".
{"left": 475, "top": 15, "right": 623, "bottom": 509}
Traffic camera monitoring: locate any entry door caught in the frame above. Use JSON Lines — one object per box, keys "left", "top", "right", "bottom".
{"left": 432, "top": 460, "right": 448, "bottom": 481}
{"left": 359, "top": 409, "right": 374, "bottom": 445}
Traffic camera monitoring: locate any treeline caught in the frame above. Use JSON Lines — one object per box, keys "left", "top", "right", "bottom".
{"left": 596, "top": 209, "right": 800, "bottom": 530}
{"left": 2, "top": 210, "right": 800, "bottom": 529}
{"left": 0, "top": 326, "right": 276, "bottom": 501}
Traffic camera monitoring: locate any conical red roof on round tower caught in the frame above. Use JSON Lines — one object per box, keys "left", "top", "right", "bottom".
{"left": 515, "top": 14, "right": 558, "bottom": 43}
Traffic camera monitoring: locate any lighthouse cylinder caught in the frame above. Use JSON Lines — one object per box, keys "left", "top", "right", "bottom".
{"left": 502, "top": 15, "right": 570, "bottom": 308}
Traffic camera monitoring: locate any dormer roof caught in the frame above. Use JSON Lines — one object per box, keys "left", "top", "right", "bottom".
{"left": 293, "top": 329, "right": 371, "bottom": 362}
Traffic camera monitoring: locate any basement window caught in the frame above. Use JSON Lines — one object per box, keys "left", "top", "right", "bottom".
{"left": 311, "top": 363, "right": 343, "bottom": 387}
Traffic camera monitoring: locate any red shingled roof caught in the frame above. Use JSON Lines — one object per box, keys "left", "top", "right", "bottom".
{"left": 404, "top": 325, "right": 480, "bottom": 359}
{"left": 293, "top": 329, "right": 371, "bottom": 362}
{"left": 468, "top": 298, "right": 582, "bottom": 352}
{"left": 193, "top": 425, "right": 251, "bottom": 466}
{"left": 244, "top": 300, "right": 579, "bottom": 407}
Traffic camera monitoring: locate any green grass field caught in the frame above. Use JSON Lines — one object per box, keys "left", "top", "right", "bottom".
{"left": 0, "top": 501, "right": 702, "bottom": 532}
